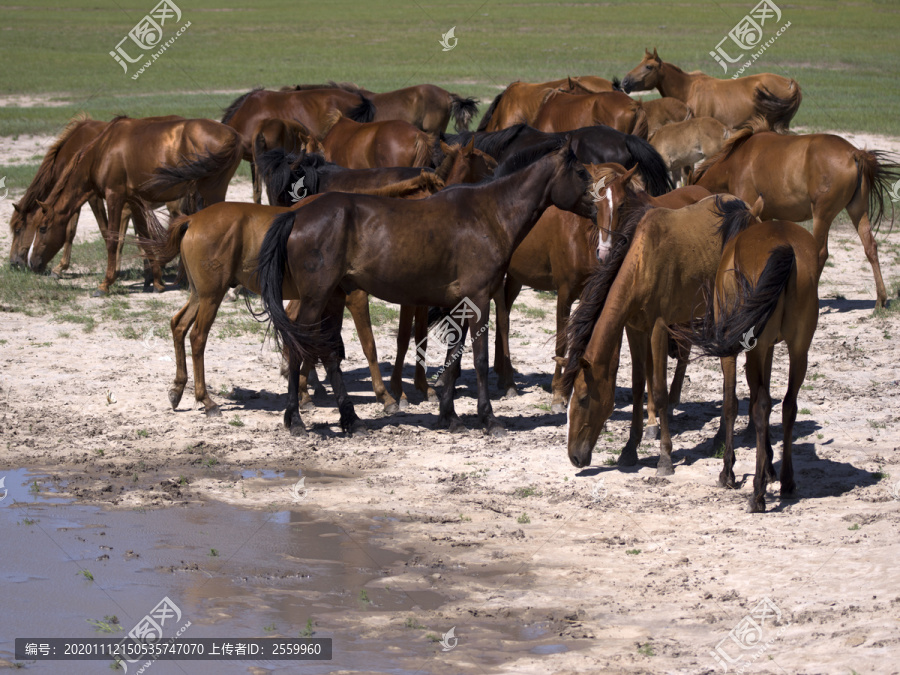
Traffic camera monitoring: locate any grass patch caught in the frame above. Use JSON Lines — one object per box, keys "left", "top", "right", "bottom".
{"left": 513, "top": 485, "right": 541, "bottom": 498}
{"left": 626, "top": 549, "right": 641, "bottom": 555}
{"left": 517, "top": 513, "right": 531, "bottom": 524}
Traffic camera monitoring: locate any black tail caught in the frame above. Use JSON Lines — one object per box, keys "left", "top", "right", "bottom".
{"left": 449, "top": 94, "right": 479, "bottom": 132}
{"left": 476, "top": 90, "right": 505, "bottom": 132}
{"left": 714, "top": 195, "right": 758, "bottom": 249}
{"left": 256, "top": 147, "right": 303, "bottom": 206}
{"left": 255, "top": 211, "right": 333, "bottom": 364}
{"left": 348, "top": 94, "right": 376, "bottom": 123}
{"left": 612, "top": 77, "right": 623, "bottom": 92}
{"left": 221, "top": 87, "right": 262, "bottom": 124}
{"left": 623, "top": 133, "right": 673, "bottom": 196}
{"left": 754, "top": 82, "right": 802, "bottom": 133}
{"left": 684, "top": 245, "right": 795, "bottom": 358}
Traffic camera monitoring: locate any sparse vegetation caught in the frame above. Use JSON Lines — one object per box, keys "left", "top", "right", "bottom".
{"left": 517, "top": 513, "right": 531, "bottom": 524}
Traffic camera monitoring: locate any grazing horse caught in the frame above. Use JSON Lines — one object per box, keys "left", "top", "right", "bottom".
{"left": 693, "top": 118, "right": 899, "bottom": 308}
{"left": 477, "top": 77, "right": 617, "bottom": 132}
{"left": 310, "top": 112, "right": 434, "bottom": 169}
{"left": 250, "top": 118, "right": 314, "bottom": 203}
{"left": 27, "top": 116, "right": 242, "bottom": 294}
{"left": 650, "top": 116, "right": 731, "bottom": 185}
{"left": 563, "top": 195, "right": 757, "bottom": 474}
{"left": 532, "top": 90, "right": 648, "bottom": 137}
{"left": 641, "top": 97, "right": 692, "bottom": 137}
{"left": 621, "top": 49, "right": 801, "bottom": 131}
{"left": 440, "top": 124, "right": 673, "bottom": 196}
{"left": 254, "top": 144, "right": 596, "bottom": 437}
{"left": 494, "top": 163, "right": 709, "bottom": 412}
{"left": 679, "top": 216, "right": 819, "bottom": 512}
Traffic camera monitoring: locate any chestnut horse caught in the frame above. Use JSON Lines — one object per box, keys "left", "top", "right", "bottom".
{"left": 310, "top": 111, "right": 434, "bottom": 169}
{"left": 254, "top": 144, "right": 596, "bottom": 437}
{"left": 563, "top": 195, "right": 757, "bottom": 475}
{"left": 621, "top": 49, "right": 801, "bottom": 131}
{"left": 693, "top": 118, "right": 899, "bottom": 307}
{"left": 477, "top": 77, "right": 617, "bottom": 132}
{"left": 250, "top": 118, "right": 314, "bottom": 203}
{"left": 679, "top": 216, "right": 819, "bottom": 512}
{"left": 641, "top": 97, "right": 692, "bottom": 137}
{"left": 27, "top": 116, "right": 242, "bottom": 294}
{"left": 532, "top": 90, "right": 648, "bottom": 137}
{"left": 650, "top": 116, "right": 731, "bottom": 186}
{"left": 494, "top": 163, "right": 710, "bottom": 413}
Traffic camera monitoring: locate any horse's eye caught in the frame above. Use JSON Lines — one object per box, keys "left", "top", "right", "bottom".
{"left": 39, "top": 227, "right": 47, "bottom": 234}
{"left": 645, "top": 65, "right": 651, "bottom": 70}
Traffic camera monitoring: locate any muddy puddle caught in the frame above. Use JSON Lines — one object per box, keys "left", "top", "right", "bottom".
{"left": 0, "top": 468, "right": 578, "bottom": 674}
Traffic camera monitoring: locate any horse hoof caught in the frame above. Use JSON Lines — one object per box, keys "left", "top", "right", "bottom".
{"left": 449, "top": 418, "right": 467, "bottom": 433}
{"left": 383, "top": 401, "right": 400, "bottom": 415}
{"left": 780, "top": 483, "right": 797, "bottom": 499}
{"left": 153, "top": 286, "right": 165, "bottom": 294}
{"left": 486, "top": 422, "right": 507, "bottom": 437}
{"left": 550, "top": 402, "right": 566, "bottom": 414}
{"left": 168, "top": 388, "right": 183, "bottom": 409}
{"left": 290, "top": 423, "right": 308, "bottom": 438}
{"left": 643, "top": 425, "right": 659, "bottom": 441}
{"left": 747, "top": 498, "right": 766, "bottom": 513}
{"left": 91, "top": 289, "right": 108, "bottom": 298}
{"left": 205, "top": 406, "right": 221, "bottom": 418}
{"left": 349, "top": 419, "right": 369, "bottom": 437}
{"left": 717, "top": 474, "right": 736, "bottom": 489}
{"left": 617, "top": 451, "right": 638, "bottom": 467}
{"left": 300, "top": 399, "right": 315, "bottom": 412}
{"left": 49, "top": 271, "right": 61, "bottom": 280}
{"left": 656, "top": 462, "right": 675, "bottom": 477}
{"left": 427, "top": 391, "right": 439, "bottom": 404}
{"left": 398, "top": 398, "right": 410, "bottom": 410}
{"left": 503, "top": 386, "right": 518, "bottom": 399}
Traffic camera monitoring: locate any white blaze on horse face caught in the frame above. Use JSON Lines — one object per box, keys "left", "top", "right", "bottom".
{"left": 27, "top": 231, "right": 36, "bottom": 267}
{"left": 596, "top": 188, "right": 615, "bottom": 260}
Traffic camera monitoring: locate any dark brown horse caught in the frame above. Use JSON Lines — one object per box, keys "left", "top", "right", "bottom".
{"left": 693, "top": 118, "right": 899, "bottom": 307}
{"left": 250, "top": 118, "right": 314, "bottom": 203}
{"left": 622, "top": 49, "right": 801, "bottom": 130}
{"left": 532, "top": 90, "right": 648, "bottom": 137}
{"left": 563, "top": 195, "right": 756, "bottom": 474}
{"left": 309, "top": 112, "right": 434, "bottom": 169}
{"left": 477, "top": 77, "right": 617, "bottom": 132}
{"left": 678, "top": 215, "right": 819, "bottom": 512}
{"left": 254, "top": 144, "right": 596, "bottom": 437}
{"left": 27, "top": 116, "right": 242, "bottom": 294}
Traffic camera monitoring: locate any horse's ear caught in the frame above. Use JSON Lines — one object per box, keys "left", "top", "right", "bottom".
{"left": 553, "top": 355, "right": 566, "bottom": 367}
{"left": 579, "top": 356, "right": 591, "bottom": 370}
{"left": 750, "top": 195, "right": 765, "bottom": 219}
{"left": 652, "top": 47, "right": 659, "bottom": 60}
{"left": 464, "top": 136, "right": 475, "bottom": 152}
{"left": 567, "top": 76, "right": 575, "bottom": 89}
{"left": 623, "top": 165, "right": 639, "bottom": 185}
{"left": 37, "top": 200, "right": 49, "bottom": 213}
{"left": 11, "top": 202, "right": 21, "bottom": 213}
{"left": 440, "top": 140, "right": 452, "bottom": 154}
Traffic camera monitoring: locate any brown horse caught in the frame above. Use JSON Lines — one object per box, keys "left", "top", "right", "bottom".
{"left": 532, "top": 90, "right": 648, "bottom": 137}
{"left": 281, "top": 82, "right": 478, "bottom": 134}
{"left": 641, "top": 96, "right": 692, "bottom": 137}
{"left": 693, "top": 118, "right": 899, "bottom": 308}
{"left": 250, "top": 118, "right": 314, "bottom": 203}
{"left": 310, "top": 112, "right": 434, "bottom": 169}
{"left": 254, "top": 144, "right": 596, "bottom": 437}
{"left": 477, "top": 77, "right": 616, "bottom": 132}
{"left": 679, "top": 216, "right": 819, "bottom": 512}
{"left": 27, "top": 116, "right": 242, "bottom": 294}
{"left": 494, "top": 163, "right": 710, "bottom": 413}
{"left": 650, "top": 116, "right": 731, "bottom": 186}
{"left": 563, "top": 195, "right": 757, "bottom": 474}
{"left": 621, "top": 49, "right": 801, "bottom": 130}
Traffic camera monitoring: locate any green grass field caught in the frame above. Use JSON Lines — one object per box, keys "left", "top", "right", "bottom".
{"left": 1, "top": 0, "right": 898, "bottom": 145}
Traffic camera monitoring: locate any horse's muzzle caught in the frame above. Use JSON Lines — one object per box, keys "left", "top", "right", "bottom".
{"left": 620, "top": 77, "right": 634, "bottom": 94}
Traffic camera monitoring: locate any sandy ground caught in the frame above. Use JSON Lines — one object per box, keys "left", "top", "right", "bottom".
{"left": 2, "top": 141, "right": 900, "bottom": 674}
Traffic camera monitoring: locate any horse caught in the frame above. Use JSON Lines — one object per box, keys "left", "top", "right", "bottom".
{"left": 621, "top": 48, "right": 802, "bottom": 131}
{"left": 310, "top": 111, "right": 434, "bottom": 169}
{"left": 677, "top": 216, "right": 819, "bottom": 512}
{"left": 649, "top": 116, "right": 731, "bottom": 186}
{"left": 439, "top": 124, "right": 673, "bottom": 196}
{"left": 563, "top": 195, "right": 760, "bottom": 475}
{"left": 220, "top": 87, "right": 375, "bottom": 191}
{"left": 26, "top": 116, "right": 242, "bottom": 294}
{"left": 250, "top": 118, "right": 314, "bottom": 203}
{"left": 494, "top": 163, "right": 710, "bottom": 413}
{"left": 254, "top": 143, "right": 596, "bottom": 437}
{"left": 641, "top": 96, "right": 692, "bottom": 137}
{"left": 477, "top": 77, "right": 617, "bottom": 132}
{"left": 693, "top": 117, "right": 899, "bottom": 308}
{"left": 532, "top": 90, "right": 648, "bottom": 137}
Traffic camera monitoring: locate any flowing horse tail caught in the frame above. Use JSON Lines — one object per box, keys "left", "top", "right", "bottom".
{"left": 255, "top": 209, "right": 334, "bottom": 366}
{"left": 256, "top": 147, "right": 304, "bottom": 206}
{"left": 687, "top": 244, "right": 795, "bottom": 358}
{"left": 413, "top": 133, "right": 437, "bottom": 168}
{"left": 348, "top": 93, "right": 376, "bottom": 123}
{"left": 476, "top": 89, "right": 506, "bottom": 131}
{"left": 754, "top": 80, "right": 802, "bottom": 132}
{"left": 623, "top": 133, "right": 674, "bottom": 196}
{"left": 852, "top": 149, "right": 900, "bottom": 235}
{"left": 630, "top": 103, "right": 649, "bottom": 139}
{"left": 449, "top": 94, "right": 479, "bottom": 132}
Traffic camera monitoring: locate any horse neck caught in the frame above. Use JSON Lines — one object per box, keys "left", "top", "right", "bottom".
{"left": 53, "top": 150, "right": 96, "bottom": 214}
{"left": 484, "top": 160, "right": 558, "bottom": 251}
{"left": 584, "top": 256, "right": 638, "bottom": 376}
{"left": 656, "top": 62, "right": 693, "bottom": 101}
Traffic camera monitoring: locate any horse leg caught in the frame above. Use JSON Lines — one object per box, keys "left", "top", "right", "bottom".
{"left": 413, "top": 306, "right": 437, "bottom": 402}
{"left": 494, "top": 278, "right": 522, "bottom": 399}
{"left": 762, "top": 345, "right": 776, "bottom": 481}
{"left": 780, "top": 346, "right": 806, "bottom": 500}
{"left": 390, "top": 305, "right": 414, "bottom": 407}
{"left": 283, "top": 352, "right": 307, "bottom": 436}
{"left": 95, "top": 193, "right": 125, "bottom": 296}
{"left": 810, "top": 215, "right": 831, "bottom": 283}
{"left": 747, "top": 350, "right": 771, "bottom": 513}
{"left": 549, "top": 285, "right": 572, "bottom": 413}
{"left": 668, "top": 339, "right": 690, "bottom": 408}
{"left": 469, "top": 296, "right": 505, "bottom": 436}
{"left": 621, "top": 327, "right": 648, "bottom": 467}
{"left": 169, "top": 292, "right": 198, "bottom": 409}
{"left": 650, "top": 320, "right": 674, "bottom": 476}
{"left": 115, "top": 203, "right": 130, "bottom": 285}
{"left": 52, "top": 207, "right": 83, "bottom": 277}
{"left": 189, "top": 292, "right": 226, "bottom": 416}
{"left": 322, "top": 292, "right": 366, "bottom": 435}
{"left": 718, "top": 355, "right": 738, "bottom": 488}
{"left": 251, "top": 161, "right": 262, "bottom": 204}
{"left": 127, "top": 204, "right": 165, "bottom": 292}
{"left": 298, "top": 358, "right": 315, "bottom": 411}
{"left": 346, "top": 290, "right": 399, "bottom": 414}
{"left": 847, "top": 204, "right": 888, "bottom": 309}
{"left": 434, "top": 321, "right": 467, "bottom": 432}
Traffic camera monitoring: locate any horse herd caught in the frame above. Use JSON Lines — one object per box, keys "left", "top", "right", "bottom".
{"left": 7, "top": 49, "right": 898, "bottom": 513}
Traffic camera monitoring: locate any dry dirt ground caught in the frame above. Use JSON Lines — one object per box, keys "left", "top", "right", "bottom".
{"left": 1, "top": 131, "right": 900, "bottom": 674}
